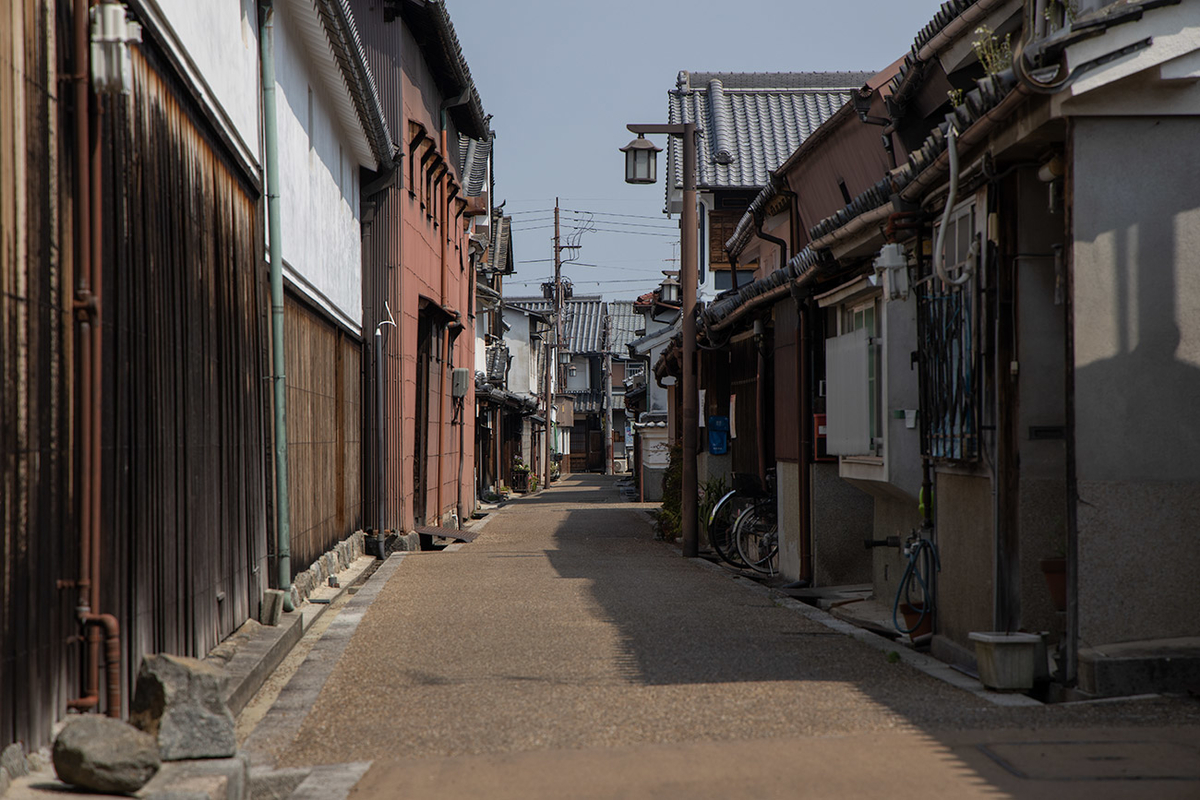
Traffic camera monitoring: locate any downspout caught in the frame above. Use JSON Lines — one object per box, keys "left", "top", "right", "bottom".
{"left": 260, "top": 1, "right": 293, "bottom": 610}
{"left": 374, "top": 304, "right": 396, "bottom": 554}
{"left": 753, "top": 318, "right": 767, "bottom": 482}
{"left": 794, "top": 287, "right": 813, "bottom": 586}
{"left": 68, "top": 0, "right": 121, "bottom": 717}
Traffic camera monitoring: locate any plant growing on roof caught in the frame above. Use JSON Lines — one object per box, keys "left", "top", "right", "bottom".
{"left": 1043, "top": 0, "right": 1079, "bottom": 32}
{"left": 972, "top": 25, "right": 1013, "bottom": 77}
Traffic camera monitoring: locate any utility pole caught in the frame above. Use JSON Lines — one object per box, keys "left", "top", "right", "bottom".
{"left": 543, "top": 199, "right": 561, "bottom": 491}
{"left": 604, "top": 314, "right": 614, "bottom": 476}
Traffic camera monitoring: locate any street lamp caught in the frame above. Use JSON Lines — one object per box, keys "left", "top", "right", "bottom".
{"left": 620, "top": 134, "right": 661, "bottom": 184}
{"left": 621, "top": 121, "right": 699, "bottom": 559}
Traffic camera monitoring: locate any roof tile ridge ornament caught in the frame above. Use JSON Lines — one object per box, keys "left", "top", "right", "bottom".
{"left": 707, "top": 79, "right": 735, "bottom": 165}
{"left": 676, "top": 70, "right": 691, "bottom": 92}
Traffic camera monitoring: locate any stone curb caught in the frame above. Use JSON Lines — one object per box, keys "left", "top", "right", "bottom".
{"left": 240, "top": 554, "right": 406, "bottom": 769}
{"left": 684, "top": 554, "right": 1043, "bottom": 708}
{"left": 215, "top": 552, "right": 378, "bottom": 718}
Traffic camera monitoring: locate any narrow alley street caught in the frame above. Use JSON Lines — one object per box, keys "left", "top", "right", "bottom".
{"left": 238, "top": 476, "right": 1200, "bottom": 799}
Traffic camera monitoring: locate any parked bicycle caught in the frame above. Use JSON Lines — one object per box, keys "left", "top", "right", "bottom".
{"left": 706, "top": 471, "right": 778, "bottom": 574}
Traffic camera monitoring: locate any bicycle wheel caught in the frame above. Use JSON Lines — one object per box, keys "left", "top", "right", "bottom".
{"left": 734, "top": 501, "right": 778, "bottom": 574}
{"left": 706, "top": 489, "right": 748, "bottom": 567}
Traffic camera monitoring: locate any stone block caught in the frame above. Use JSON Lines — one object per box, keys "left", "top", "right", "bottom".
{"left": 140, "top": 753, "right": 248, "bottom": 800}
{"left": 1, "top": 742, "right": 27, "bottom": 778}
{"left": 249, "top": 765, "right": 311, "bottom": 800}
{"left": 131, "top": 654, "right": 237, "bottom": 761}
{"left": 260, "top": 589, "right": 285, "bottom": 626}
{"left": 52, "top": 715, "right": 160, "bottom": 793}
{"left": 0, "top": 766, "right": 10, "bottom": 797}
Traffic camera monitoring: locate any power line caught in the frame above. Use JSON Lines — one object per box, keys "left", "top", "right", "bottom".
{"left": 561, "top": 215, "right": 676, "bottom": 230}
{"left": 563, "top": 208, "right": 672, "bottom": 221}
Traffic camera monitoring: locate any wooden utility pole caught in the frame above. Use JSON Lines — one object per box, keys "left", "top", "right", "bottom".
{"left": 543, "top": 199, "right": 561, "bottom": 491}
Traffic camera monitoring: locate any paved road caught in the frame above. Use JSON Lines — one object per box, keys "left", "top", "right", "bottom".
{"left": 244, "top": 475, "right": 1200, "bottom": 799}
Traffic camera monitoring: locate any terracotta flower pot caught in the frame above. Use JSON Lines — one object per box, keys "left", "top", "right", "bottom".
{"left": 898, "top": 603, "right": 933, "bottom": 640}
{"left": 1040, "top": 557, "right": 1067, "bottom": 612}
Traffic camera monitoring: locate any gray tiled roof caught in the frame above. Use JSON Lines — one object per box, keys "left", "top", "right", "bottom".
{"left": 606, "top": 301, "right": 640, "bottom": 354}
{"left": 507, "top": 295, "right": 607, "bottom": 354}
{"left": 458, "top": 133, "right": 491, "bottom": 197}
{"left": 666, "top": 70, "right": 873, "bottom": 194}
{"left": 486, "top": 214, "right": 513, "bottom": 274}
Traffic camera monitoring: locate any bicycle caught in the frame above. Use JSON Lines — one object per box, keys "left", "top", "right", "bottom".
{"left": 707, "top": 472, "right": 777, "bottom": 573}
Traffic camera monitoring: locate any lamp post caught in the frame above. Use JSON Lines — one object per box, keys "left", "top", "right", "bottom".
{"left": 622, "top": 121, "right": 699, "bottom": 559}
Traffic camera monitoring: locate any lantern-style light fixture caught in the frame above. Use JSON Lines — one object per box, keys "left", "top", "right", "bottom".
{"left": 620, "top": 134, "right": 661, "bottom": 184}
{"left": 660, "top": 275, "right": 681, "bottom": 305}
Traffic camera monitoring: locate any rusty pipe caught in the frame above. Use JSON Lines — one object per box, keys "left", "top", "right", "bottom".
{"left": 73, "top": 0, "right": 93, "bottom": 620}
{"left": 87, "top": 86, "right": 106, "bottom": 716}
{"left": 68, "top": 613, "right": 120, "bottom": 717}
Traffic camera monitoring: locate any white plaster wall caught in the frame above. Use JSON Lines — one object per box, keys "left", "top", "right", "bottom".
{"left": 564, "top": 356, "right": 590, "bottom": 392}
{"left": 273, "top": 10, "right": 363, "bottom": 333}
{"left": 503, "top": 313, "right": 536, "bottom": 396}
{"left": 149, "top": 0, "right": 261, "bottom": 166}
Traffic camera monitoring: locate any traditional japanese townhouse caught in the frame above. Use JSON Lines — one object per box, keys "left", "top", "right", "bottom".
{"left": 712, "top": 0, "right": 1200, "bottom": 696}
{"left": 661, "top": 69, "right": 871, "bottom": 561}
{"left": 508, "top": 295, "right": 613, "bottom": 474}
{"left": 626, "top": 285, "right": 681, "bottom": 501}
{"left": 351, "top": 0, "right": 492, "bottom": 534}
{"left": 605, "top": 300, "right": 640, "bottom": 474}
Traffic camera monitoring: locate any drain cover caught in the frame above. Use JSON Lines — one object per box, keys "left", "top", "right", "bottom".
{"left": 979, "top": 740, "right": 1200, "bottom": 781}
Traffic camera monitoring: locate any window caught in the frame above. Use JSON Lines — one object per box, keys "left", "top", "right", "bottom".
{"left": 818, "top": 279, "right": 882, "bottom": 457}
{"left": 844, "top": 299, "right": 881, "bottom": 448}
{"left": 919, "top": 202, "right": 979, "bottom": 461}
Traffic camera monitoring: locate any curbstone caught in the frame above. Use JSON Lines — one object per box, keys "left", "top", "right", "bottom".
{"left": 261, "top": 589, "right": 285, "bottom": 626}
{"left": 140, "top": 752, "right": 248, "bottom": 800}
{"left": 249, "top": 765, "right": 312, "bottom": 800}
{"left": 0, "top": 766, "right": 10, "bottom": 797}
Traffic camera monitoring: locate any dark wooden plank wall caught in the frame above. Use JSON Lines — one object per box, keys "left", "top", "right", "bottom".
{"left": 774, "top": 298, "right": 801, "bottom": 463}
{"left": 284, "top": 295, "right": 363, "bottom": 573}
{"left": 100, "top": 42, "right": 268, "bottom": 707}
{"left": 0, "top": 0, "right": 81, "bottom": 750}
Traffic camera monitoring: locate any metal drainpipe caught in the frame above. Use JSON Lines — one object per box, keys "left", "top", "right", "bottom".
{"left": 260, "top": 1, "right": 292, "bottom": 610}
{"left": 795, "top": 289, "right": 813, "bottom": 586}
{"left": 375, "top": 306, "right": 396, "bottom": 555}
{"left": 69, "top": 0, "right": 97, "bottom": 714}
{"left": 68, "top": 0, "right": 122, "bottom": 717}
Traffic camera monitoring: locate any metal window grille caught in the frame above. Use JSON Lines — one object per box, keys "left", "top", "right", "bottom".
{"left": 918, "top": 206, "right": 980, "bottom": 461}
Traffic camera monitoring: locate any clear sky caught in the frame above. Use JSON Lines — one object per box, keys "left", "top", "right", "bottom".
{"left": 448, "top": 1, "right": 945, "bottom": 301}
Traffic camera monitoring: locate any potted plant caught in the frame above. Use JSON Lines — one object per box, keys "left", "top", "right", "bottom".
{"left": 511, "top": 457, "right": 530, "bottom": 493}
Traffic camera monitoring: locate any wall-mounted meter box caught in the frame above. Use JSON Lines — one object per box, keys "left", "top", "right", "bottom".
{"left": 708, "top": 415, "right": 729, "bottom": 455}
{"left": 451, "top": 368, "right": 470, "bottom": 398}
